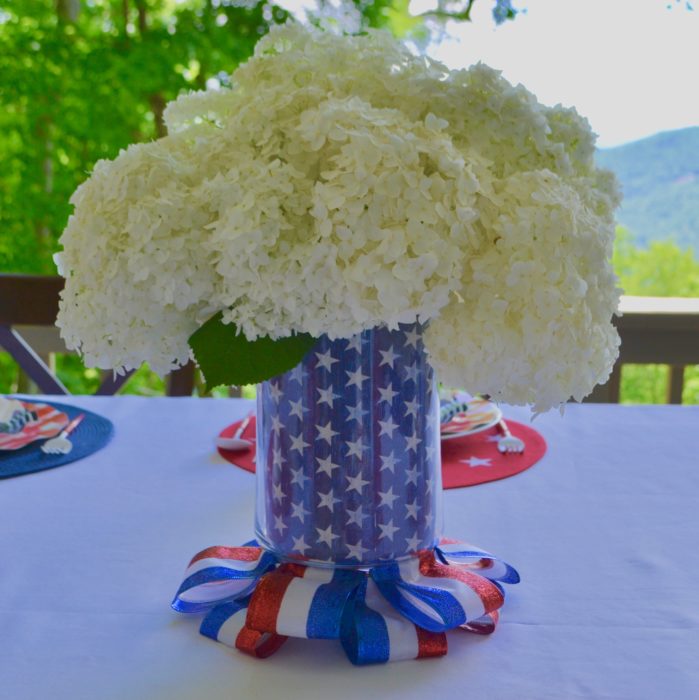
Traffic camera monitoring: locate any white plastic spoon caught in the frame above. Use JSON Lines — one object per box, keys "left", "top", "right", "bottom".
{"left": 216, "top": 413, "right": 253, "bottom": 451}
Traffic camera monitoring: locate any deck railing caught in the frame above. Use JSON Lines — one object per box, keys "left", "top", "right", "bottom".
{"left": 1, "top": 275, "right": 698, "bottom": 402}
{"left": 586, "top": 296, "right": 699, "bottom": 404}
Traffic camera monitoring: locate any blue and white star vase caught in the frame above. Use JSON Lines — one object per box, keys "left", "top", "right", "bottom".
{"left": 255, "top": 321, "right": 442, "bottom": 568}
{"left": 172, "top": 321, "right": 519, "bottom": 665}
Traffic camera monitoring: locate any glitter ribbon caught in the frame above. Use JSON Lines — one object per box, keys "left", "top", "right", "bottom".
{"left": 171, "top": 539, "right": 519, "bottom": 665}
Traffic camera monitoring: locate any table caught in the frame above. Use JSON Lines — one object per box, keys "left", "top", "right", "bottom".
{"left": 1, "top": 397, "right": 698, "bottom": 699}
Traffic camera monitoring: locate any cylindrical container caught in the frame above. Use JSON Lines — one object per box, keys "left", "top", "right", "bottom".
{"left": 255, "top": 322, "right": 442, "bottom": 569}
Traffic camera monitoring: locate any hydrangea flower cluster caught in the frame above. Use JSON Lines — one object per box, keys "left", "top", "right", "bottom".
{"left": 56, "top": 24, "right": 620, "bottom": 411}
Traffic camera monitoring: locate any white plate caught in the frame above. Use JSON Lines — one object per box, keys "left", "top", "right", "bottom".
{"left": 440, "top": 397, "right": 502, "bottom": 441}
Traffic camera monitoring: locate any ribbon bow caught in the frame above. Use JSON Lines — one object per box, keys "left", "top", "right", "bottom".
{"left": 172, "top": 540, "right": 519, "bottom": 665}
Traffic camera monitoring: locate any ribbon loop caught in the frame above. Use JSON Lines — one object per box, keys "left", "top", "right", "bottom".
{"left": 200, "top": 596, "right": 287, "bottom": 658}
{"left": 171, "top": 545, "right": 276, "bottom": 613}
{"left": 436, "top": 540, "right": 520, "bottom": 584}
{"left": 247, "top": 565, "right": 364, "bottom": 640}
{"left": 341, "top": 579, "right": 448, "bottom": 665}
{"left": 371, "top": 551, "right": 505, "bottom": 633}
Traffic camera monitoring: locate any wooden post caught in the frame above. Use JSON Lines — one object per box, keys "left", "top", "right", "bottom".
{"left": 167, "top": 361, "right": 196, "bottom": 397}
{"left": 667, "top": 365, "right": 685, "bottom": 404}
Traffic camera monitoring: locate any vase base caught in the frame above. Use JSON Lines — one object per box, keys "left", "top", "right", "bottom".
{"left": 172, "top": 537, "right": 519, "bottom": 665}
{"left": 253, "top": 530, "right": 443, "bottom": 571}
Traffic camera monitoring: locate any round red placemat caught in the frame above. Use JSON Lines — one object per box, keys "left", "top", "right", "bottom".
{"left": 217, "top": 416, "right": 545, "bottom": 489}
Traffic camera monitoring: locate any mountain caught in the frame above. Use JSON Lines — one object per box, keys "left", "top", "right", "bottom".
{"left": 596, "top": 126, "right": 699, "bottom": 250}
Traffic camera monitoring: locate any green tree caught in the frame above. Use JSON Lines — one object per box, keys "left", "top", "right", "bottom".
{"left": 0, "top": 0, "right": 292, "bottom": 274}
{"left": 613, "top": 227, "right": 699, "bottom": 297}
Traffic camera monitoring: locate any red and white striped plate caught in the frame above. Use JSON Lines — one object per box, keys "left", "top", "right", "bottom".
{"left": 0, "top": 401, "right": 70, "bottom": 451}
{"left": 440, "top": 396, "right": 502, "bottom": 440}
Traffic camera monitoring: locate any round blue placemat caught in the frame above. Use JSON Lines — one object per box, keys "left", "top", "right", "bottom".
{"left": 0, "top": 400, "right": 113, "bottom": 479}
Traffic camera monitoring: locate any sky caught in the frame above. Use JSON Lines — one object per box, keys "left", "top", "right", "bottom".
{"left": 280, "top": 0, "right": 699, "bottom": 148}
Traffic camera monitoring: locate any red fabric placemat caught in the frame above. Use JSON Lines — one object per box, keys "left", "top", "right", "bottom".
{"left": 217, "top": 416, "right": 546, "bottom": 489}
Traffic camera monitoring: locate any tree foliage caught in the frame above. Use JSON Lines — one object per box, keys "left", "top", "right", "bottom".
{"left": 0, "top": 0, "right": 292, "bottom": 273}
{"left": 613, "top": 227, "right": 699, "bottom": 297}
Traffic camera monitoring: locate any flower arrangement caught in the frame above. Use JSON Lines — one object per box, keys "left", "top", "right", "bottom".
{"left": 55, "top": 24, "right": 620, "bottom": 412}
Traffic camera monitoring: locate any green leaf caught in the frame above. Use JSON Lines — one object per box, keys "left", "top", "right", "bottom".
{"left": 188, "top": 312, "right": 317, "bottom": 389}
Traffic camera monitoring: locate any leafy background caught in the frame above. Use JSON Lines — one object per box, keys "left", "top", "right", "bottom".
{"left": 1, "top": 0, "right": 697, "bottom": 403}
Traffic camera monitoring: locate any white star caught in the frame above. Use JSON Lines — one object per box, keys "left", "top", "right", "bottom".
{"left": 345, "top": 505, "right": 364, "bottom": 526}
{"left": 291, "top": 502, "right": 309, "bottom": 522}
{"left": 426, "top": 409, "right": 438, "bottom": 431}
{"left": 288, "top": 364, "right": 305, "bottom": 385}
{"left": 346, "top": 334, "right": 363, "bottom": 353}
{"left": 288, "top": 398, "right": 307, "bottom": 419}
{"left": 405, "top": 465, "right": 419, "bottom": 486}
{"left": 403, "top": 326, "right": 421, "bottom": 349}
{"left": 270, "top": 414, "right": 283, "bottom": 435}
{"left": 345, "top": 438, "right": 366, "bottom": 459}
{"left": 427, "top": 443, "right": 440, "bottom": 462}
{"left": 273, "top": 482, "right": 284, "bottom": 503}
{"left": 289, "top": 431, "right": 310, "bottom": 454}
{"left": 292, "top": 535, "right": 310, "bottom": 554}
{"left": 290, "top": 468, "right": 309, "bottom": 487}
{"left": 345, "top": 366, "right": 367, "bottom": 389}
{"left": 268, "top": 381, "right": 283, "bottom": 403}
{"left": 406, "top": 501, "right": 420, "bottom": 520}
{"left": 316, "top": 455, "right": 339, "bottom": 477}
{"left": 346, "top": 472, "right": 370, "bottom": 494}
{"left": 315, "top": 349, "right": 338, "bottom": 372}
{"left": 378, "top": 417, "right": 397, "bottom": 437}
{"left": 378, "top": 385, "right": 398, "bottom": 404}
{"left": 378, "top": 487, "right": 399, "bottom": 509}
{"left": 425, "top": 478, "right": 433, "bottom": 495}
{"left": 379, "top": 347, "right": 398, "bottom": 367}
{"left": 316, "top": 524, "right": 339, "bottom": 547}
{"left": 403, "top": 363, "right": 420, "bottom": 384}
{"left": 378, "top": 520, "right": 400, "bottom": 541}
{"left": 461, "top": 456, "right": 492, "bottom": 468}
{"left": 273, "top": 514, "right": 287, "bottom": 534}
{"left": 405, "top": 432, "right": 422, "bottom": 452}
{"left": 317, "top": 386, "right": 339, "bottom": 406}
{"left": 345, "top": 402, "right": 368, "bottom": 423}
{"left": 316, "top": 420, "right": 338, "bottom": 444}
{"left": 380, "top": 453, "right": 397, "bottom": 473}
{"left": 345, "top": 541, "right": 367, "bottom": 560}
{"left": 406, "top": 533, "right": 422, "bottom": 551}
{"left": 317, "top": 489, "right": 339, "bottom": 511}
{"left": 272, "top": 445, "right": 283, "bottom": 469}
{"left": 404, "top": 397, "right": 420, "bottom": 419}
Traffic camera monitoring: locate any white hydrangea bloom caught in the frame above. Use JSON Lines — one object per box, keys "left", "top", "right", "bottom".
{"left": 56, "top": 23, "right": 620, "bottom": 411}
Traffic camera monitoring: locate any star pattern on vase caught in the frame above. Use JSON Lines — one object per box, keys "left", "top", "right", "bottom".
{"left": 260, "top": 324, "right": 438, "bottom": 561}
{"left": 315, "top": 349, "right": 338, "bottom": 373}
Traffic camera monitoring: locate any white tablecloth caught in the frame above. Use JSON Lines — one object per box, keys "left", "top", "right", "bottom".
{"left": 1, "top": 397, "right": 698, "bottom": 700}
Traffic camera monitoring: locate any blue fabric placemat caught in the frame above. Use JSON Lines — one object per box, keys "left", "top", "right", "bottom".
{"left": 0, "top": 400, "right": 113, "bottom": 479}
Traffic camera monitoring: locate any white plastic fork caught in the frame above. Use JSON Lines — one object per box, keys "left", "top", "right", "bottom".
{"left": 216, "top": 412, "right": 254, "bottom": 451}
{"left": 41, "top": 414, "right": 85, "bottom": 455}
{"left": 497, "top": 419, "right": 525, "bottom": 454}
